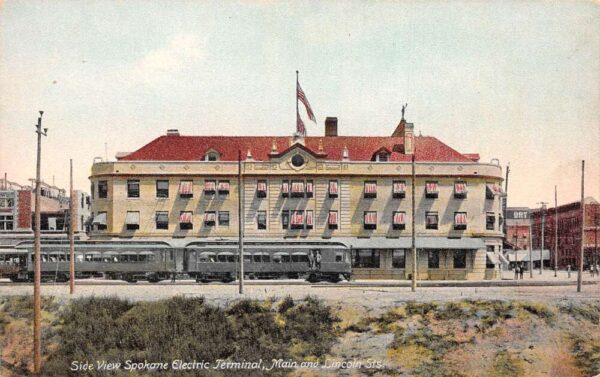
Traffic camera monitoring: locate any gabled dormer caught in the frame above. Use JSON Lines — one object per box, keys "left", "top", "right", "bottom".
{"left": 204, "top": 149, "right": 220, "bottom": 161}
{"left": 371, "top": 147, "right": 392, "bottom": 162}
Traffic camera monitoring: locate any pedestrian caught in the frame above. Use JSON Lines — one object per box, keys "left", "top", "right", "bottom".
{"left": 519, "top": 264, "right": 524, "bottom": 280}
{"left": 316, "top": 250, "right": 322, "bottom": 270}
{"left": 171, "top": 272, "right": 176, "bottom": 283}
{"left": 308, "top": 250, "right": 315, "bottom": 270}
{"left": 514, "top": 264, "right": 518, "bottom": 280}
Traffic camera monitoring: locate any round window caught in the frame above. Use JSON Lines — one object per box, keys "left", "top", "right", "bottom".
{"left": 291, "top": 154, "right": 305, "bottom": 167}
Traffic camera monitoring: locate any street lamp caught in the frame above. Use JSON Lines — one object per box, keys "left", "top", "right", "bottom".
{"left": 33, "top": 110, "right": 47, "bottom": 373}
{"left": 538, "top": 202, "right": 548, "bottom": 275}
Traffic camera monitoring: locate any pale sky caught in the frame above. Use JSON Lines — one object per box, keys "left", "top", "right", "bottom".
{"left": 1, "top": 1, "right": 598, "bottom": 208}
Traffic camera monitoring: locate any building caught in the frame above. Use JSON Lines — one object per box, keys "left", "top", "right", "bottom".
{"left": 505, "top": 207, "right": 531, "bottom": 250}
{"left": 89, "top": 118, "right": 505, "bottom": 280}
{"left": 531, "top": 197, "right": 600, "bottom": 269}
{"left": 0, "top": 178, "right": 91, "bottom": 248}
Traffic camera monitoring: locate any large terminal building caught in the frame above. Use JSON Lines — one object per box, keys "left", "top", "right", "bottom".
{"left": 89, "top": 117, "right": 505, "bottom": 280}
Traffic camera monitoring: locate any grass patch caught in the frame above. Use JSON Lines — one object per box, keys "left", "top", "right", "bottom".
{"left": 518, "top": 302, "right": 555, "bottom": 324}
{"left": 570, "top": 335, "right": 600, "bottom": 377}
{"left": 488, "top": 350, "right": 525, "bottom": 377}
{"left": 559, "top": 302, "right": 600, "bottom": 325}
{"left": 405, "top": 301, "right": 438, "bottom": 317}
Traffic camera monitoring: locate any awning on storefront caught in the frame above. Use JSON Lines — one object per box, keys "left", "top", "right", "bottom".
{"left": 486, "top": 252, "right": 500, "bottom": 264}
{"left": 92, "top": 212, "right": 107, "bottom": 225}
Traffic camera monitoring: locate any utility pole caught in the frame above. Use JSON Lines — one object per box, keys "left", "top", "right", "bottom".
{"left": 69, "top": 159, "right": 75, "bottom": 294}
{"left": 503, "top": 164, "right": 509, "bottom": 236}
{"left": 238, "top": 150, "right": 244, "bottom": 295}
{"left": 33, "top": 111, "right": 47, "bottom": 373}
{"left": 529, "top": 221, "right": 533, "bottom": 278}
{"left": 577, "top": 160, "right": 584, "bottom": 292}
{"left": 554, "top": 186, "right": 558, "bottom": 277}
{"left": 538, "top": 202, "right": 548, "bottom": 275}
{"left": 411, "top": 153, "right": 417, "bottom": 292}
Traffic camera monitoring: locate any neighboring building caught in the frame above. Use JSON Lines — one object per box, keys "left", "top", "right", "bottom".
{"left": 531, "top": 197, "right": 600, "bottom": 269}
{"left": 0, "top": 178, "right": 91, "bottom": 247}
{"left": 89, "top": 118, "right": 505, "bottom": 280}
{"left": 505, "top": 207, "right": 531, "bottom": 250}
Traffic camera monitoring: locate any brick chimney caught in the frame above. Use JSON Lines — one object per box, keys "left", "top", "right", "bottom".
{"left": 392, "top": 119, "right": 414, "bottom": 155}
{"left": 325, "top": 117, "right": 338, "bottom": 137}
{"left": 166, "top": 129, "right": 180, "bottom": 136}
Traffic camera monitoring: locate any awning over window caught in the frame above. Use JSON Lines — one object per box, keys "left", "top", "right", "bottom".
{"left": 179, "top": 181, "right": 193, "bottom": 195}
{"left": 125, "top": 211, "right": 140, "bottom": 225}
{"left": 218, "top": 181, "right": 230, "bottom": 192}
{"left": 155, "top": 212, "right": 168, "bottom": 223}
{"left": 179, "top": 212, "right": 193, "bottom": 223}
{"left": 364, "top": 182, "right": 377, "bottom": 194}
{"left": 291, "top": 211, "right": 304, "bottom": 225}
{"left": 426, "top": 182, "right": 438, "bottom": 194}
{"left": 204, "top": 180, "right": 216, "bottom": 192}
{"left": 306, "top": 181, "right": 313, "bottom": 194}
{"left": 329, "top": 180, "right": 339, "bottom": 194}
{"left": 306, "top": 211, "right": 313, "bottom": 226}
{"left": 393, "top": 181, "right": 406, "bottom": 194}
{"left": 454, "top": 213, "right": 467, "bottom": 225}
{"left": 92, "top": 212, "right": 107, "bottom": 225}
{"left": 291, "top": 181, "right": 304, "bottom": 193}
{"left": 454, "top": 182, "right": 467, "bottom": 194}
{"left": 426, "top": 213, "right": 438, "bottom": 225}
{"left": 204, "top": 212, "right": 216, "bottom": 223}
{"left": 280, "top": 181, "right": 288, "bottom": 194}
{"left": 328, "top": 211, "right": 338, "bottom": 225}
{"left": 393, "top": 212, "right": 406, "bottom": 225}
{"left": 487, "top": 183, "right": 502, "bottom": 196}
{"left": 257, "top": 181, "right": 267, "bottom": 192}
{"left": 364, "top": 212, "right": 377, "bottom": 225}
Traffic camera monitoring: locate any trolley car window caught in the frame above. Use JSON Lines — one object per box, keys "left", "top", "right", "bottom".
{"left": 335, "top": 252, "right": 344, "bottom": 262}
{"left": 253, "top": 254, "right": 262, "bottom": 263}
{"left": 217, "top": 253, "right": 235, "bottom": 263}
{"left": 103, "top": 252, "right": 118, "bottom": 263}
{"left": 243, "top": 254, "right": 252, "bottom": 263}
{"left": 75, "top": 253, "right": 84, "bottom": 263}
{"left": 291, "top": 252, "right": 309, "bottom": 263}
{"left": 199, "top": 252, "right": 216, "bottom": 263}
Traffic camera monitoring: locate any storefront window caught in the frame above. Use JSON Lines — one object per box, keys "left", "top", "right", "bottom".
{"left": 352, "top": 249, "right": 380, "bottom": 268}
{"left": 392, "top": 249, "right": 406, "bottom": 268}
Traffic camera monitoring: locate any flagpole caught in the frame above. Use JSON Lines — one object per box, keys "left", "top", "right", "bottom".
{"left": 296, "top": 70, "right": 300, "bottom": 135}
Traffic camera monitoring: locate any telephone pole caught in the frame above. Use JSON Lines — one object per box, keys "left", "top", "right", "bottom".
{"left": 33, "top": 111, "right": 47, "bottom": 373}
{"left": 538, "top": 202, "right": 548, "bottom": 275}
{"left": 554, "top": 186, "right": 558, "bottom": 277}
{"left": 577, "top": 160, "right": 584, "bottom": 292}
{"left": 69, "top": 159, "right": 75, "bottom": 294}
{"left": 411, "top": 153, "right": 417, "bottom": 292}
{"left": 238, "top": 150, "right": 244, "bottom": 295}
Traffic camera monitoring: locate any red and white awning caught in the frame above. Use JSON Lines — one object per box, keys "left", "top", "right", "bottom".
{"left": 364, "top": 182, "right": 377, "bottom": 194}
{"left": 179, "top": 181, "right": 193, "bottom": 195}
{"left": 306, "top": 181, "right": 313, "bottom": 194}
{"left": 393, "top": 181, "right": 406, "bottom": 194}
{"left": 204, "top": 212, "right": 216, "bottom": 223}
{"left": 280, "top": 181, "right": 289, "bottom": 194}
{"left": 426, "top": 213, "right": 438, "bottom": 225}
{"left": 328, "top": 211, "right": 338, "bottom": 225}
{"left": 454, "top": 182, "right": 467, "bottom": 194}
{"left": 364, "top": 212, "right": 377, "bottom": 225}
{"left": 393, "top": 212, "right": 406, "bottom": 225}
{"left": 454, "top": 212, "right": 467, "bottom": 225}
{"left": 291, "top": 181, "right": 304, "bottom": 193}
{"left": 305, "top": 210, "right": 313, "bottom": 226}
{"left": 204, "top": 180, "right": 216, "bottom": 192}
{"left": 487, "top": 183, "right": 502, "bottom": 195}
{"left": 329, "top": 180, "right": 339, "bottom": 195}
{"left": 291, "top": 211, "right": 304, "bottom": 225}
{"left": 179, "top": 212, "right": 193, "bottom": 223}
{"left": 218, "top": 181, "right": 230, "bottom": 192}
{"left": 257, "top": 181, "right": 267, "bottom": 192}
{"left": 426, "top": 182, "right": 438, "bottom": 194}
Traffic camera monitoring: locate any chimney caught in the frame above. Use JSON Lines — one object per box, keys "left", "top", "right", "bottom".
{"left": 166, "top": 129, "right": 180, "bottom": 136}
{"left": 325, "top": 117, "right": 338, "bottom": 137}
{"left": 392, "top": 119, "right": 414, "bottom": 155}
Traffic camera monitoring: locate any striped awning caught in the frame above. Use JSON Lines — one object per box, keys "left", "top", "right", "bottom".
{"left": 291, "top": 211, "right": 304, "bottom": 225}
{"left": 328, "top": 211, "right": 338, "bottom": 225}
{"left": 393, "top": 181, "right": 406, "bottom": 194}
{"left": 329, "top": 180, "right": 339, "bottom": 195}
{"left": 179, "top": 212, "right": 193, "bottom": 223}
{"left": 179, "top": 181, "right": 193, "bottom": 195}
{"left": 257, "top": 181, "right": 267, "bottom": 192}
{"left": 364, "top": 211, "right": 377, "bottom": 225}
{"left": 454, "top": 182, "right": 467, "bottom": 194}
{"left": 454, "top": 212, "right": 467, "bottom": 225}
{"left": 426, "top": 182, "right": 438, "bottom": 194}
{"left": 393, "top": 211, "right": 406, "bottom": 225}
{"left": 306, "top": 181, "right": 313, "bottom": 194}
{"left": 291, "top": 181, "right": 304, "bottom": 193}
{"left": 280, "top": 181, "right": 289, "bottom": 194}
{"left": 426, "top": 213, "right": 438, "bottom": 225}
{"left": 204, "top": 180, "right": 216, "bottom": 192}
{"left": 217, "top": 181, "right": 230, "bottom": 192}
{"left": 305, "top": 210, "right": 313, "bottom": 226}
{"left": 204, "top": 212, "right": 216, "bottom": 223}
{"left": 364, "top": 182, "right": 377, "bottom": 194}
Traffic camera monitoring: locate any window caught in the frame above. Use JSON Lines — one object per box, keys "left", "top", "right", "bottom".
{"left": 281, "top": 210, "right": 289, "bottom": 229}
{"left": 426, "top": 212, "right": 438, "bottom": 230}
{"left": 257, "top": 211, "right": 267, "bottom": 230}
{"left": 393, "top": 181, "right": 406, "bottom": 199}
{"left": 305, "top": 210, "right": 313, "bottom": 229}
{"left": 204, "top": 180, "right": 216, "bottom": 195}
{"left": 454, "top": 181, "right": 467, "bottom": 199}
{"left": 281, "top": 180, "right": 289, "bottom": 198}
{"left": 90, "top": 183, "right": 95, "bottom": 199}
{"left": 0, "top": 197, "right": 14, "bottom": 208}
{"left": 364, "top": 211, "right": 377, "bottom": 230}
{"left": 291, "top": 180, "right": 304, "bottom": 198}
{"left": 127, "top": 180, "right": 139, "bottom": 198}
{"left": 428, "top": 250, "right": 440, "bottom": 269}
{"left": 364, "top": 181, "right": 377, "bottom": 198}
{"left": 156, "top": 212, "right": 169, "bottom": 230}
{"left": 179, "top": 211, "right": 193, "bottom": 230}
{"left": 218, "top": 181, "right": 230, "bottom": 195}
{"left": 454, "top": 250, "right": 467, "bottom": 268}
{"left": 290, "top": 210, "right": 304, "bottom": 230}
{"left": 306, "top": 180, "right": 314, "bottom": 198}
{"left": 204, "top": 211, "right": 216, "bottom": 226}
{"left": 94, "top": 212, "right": 107, "bottom": 231}
{"left": 454, "top": 212, "right": 467, "bottom": 230}
{"left": 377, "top": 152, "right": 389, "bottom": 162}
{"left": 352, "top": 249, "right": 380, "bottom": 268}
{"left": 218, "top": 211, "right": 230, "bottom": 227}
{"left": 393, "top": 211, "right": 406, "bottom": 230}
{"left": 425, "top": 181, "right": 438, "bottom": 199}
{"left": 328, "top": 180, "right": 339, "bottom": 198}
{"left": 156, "top": 180, "right": 169, "bottom": 198}
{"left": 486, "top": 183, "right": 501, "bottom": 199}
{"left": 328, "top": 211, "right": 338, "bottom": 229}
{"left": 0, "top": 215, "right": 14, "bottom": 230}
{"left": 125, "top": 211, "right": 140, "bottom": 230}
{"left": 179, "top": 180, "right": 193, "bottom": 198}
{"left": 98, "top": 181, "right": 108, "bottom": 198}
{"left": 257, "top": 180, "right": 268, "bottom": 198}
{"left": 486, "top": 213, "right": 495, "bottom": 230}
{"left": 392, "top": 249, "right": 406, "bottom": 268}
{"left": 205, "top": 152, "right": 219, "bottom": 161}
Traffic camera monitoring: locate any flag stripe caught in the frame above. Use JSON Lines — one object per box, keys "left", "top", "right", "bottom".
{"left": 297, "top": 83, "right": 316, "bottom": 122}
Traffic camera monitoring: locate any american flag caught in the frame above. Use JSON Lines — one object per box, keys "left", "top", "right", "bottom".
{"left": 296, "top": 111, "right": 305, "bottom": 135}
{"left": 297, "top": 82, "right": 316, "bottom": 122}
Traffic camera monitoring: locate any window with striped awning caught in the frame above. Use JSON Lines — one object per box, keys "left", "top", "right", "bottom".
{"left": 217, "top": 181, "right": 230, "bottom": 194}
{"left": 291, "top": 180, "right": 305, "bottom": 197}
{"left": 179, "top": 181, "right": 193, "bottom": 197}
{"left": 305, "top": 210, "right": 313, "bottom": 229}
{"left": 364, "top": 211, "right": 377, "bottom": 229}
{"left": 454, "top": 181, "right": 467, "bottom": 199}
{"left": 328, "top": 180, "right": 339, "bottom": 197}
{"left": 280, "top": 181, "right": 289, "bottom": 197}
{"left": 486, "top": 183, "right": 502, "bottom": 199}
{"left": 426, "top": 211, "right": 438, "bottom": 229}
{"left": 256, "top": 180, "right": 267, "bottom": 198}
{"left": 204, "top": 211, "right": 216, "bottom": 226}
{"left": 328, "top": 210, "right": 338, "bottom": 229}
{"left": 454, "top": 212, "right": 467, "bottom": 230}
{"left": 204, "top": 180, "right": 216, "bottom": 194}
{"left": 425, "top": 181, "right": 438, "bottom": 199}
{"left": 290, "top": 210, "right": 304, "bottom": 229}
{"left": 364, "top": 181, "right": 377, "bottom": 198}
{"left": 179, "top": 211, "right": 193, "bottom": 230}
{"left": 393, "top": 181, "right": 406, "bottom": 198}
{"left": 393, "top": 211, "right": 406, "bottom": 230}
{"left": 306, "top": 180, "right": 314, "bottom": 198}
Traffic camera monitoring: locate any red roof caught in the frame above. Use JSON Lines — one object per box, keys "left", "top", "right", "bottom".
{"left": 118, "top": 134, "right": 474, "bottom": 163}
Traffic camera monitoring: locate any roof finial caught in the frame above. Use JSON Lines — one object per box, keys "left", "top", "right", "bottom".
{"left": 318, "top": 138, "right": 324, "bottom": 152}
{"left": 271, "top": 139, "right": 278, "bottom": 153}
{"left": 401, "top": 103, "right": 408, "bottom": 121}
{"left": 246, "top": 149, "right": 253, "bottom": 160}
{"left": 342, "top": 145, "right": 349, "bottom": 160}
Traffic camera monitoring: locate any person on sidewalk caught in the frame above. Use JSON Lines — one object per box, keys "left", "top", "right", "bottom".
{"left": 519, "top": 264, "right": 524, "bottom": 280}
{"left": 514, "top": 265, "right": 519, "bottom": 280}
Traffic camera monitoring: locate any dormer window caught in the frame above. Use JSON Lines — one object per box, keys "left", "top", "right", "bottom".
{"left": 204, "top": 150, "right": 219, "bottom": 161}
{"left": 377, "top": 153, "right": 389, "bottom": 162}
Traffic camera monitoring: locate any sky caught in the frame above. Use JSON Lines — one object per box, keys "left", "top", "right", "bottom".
{"left": 0, "top": 0, "right": 598, "bottom": 208}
